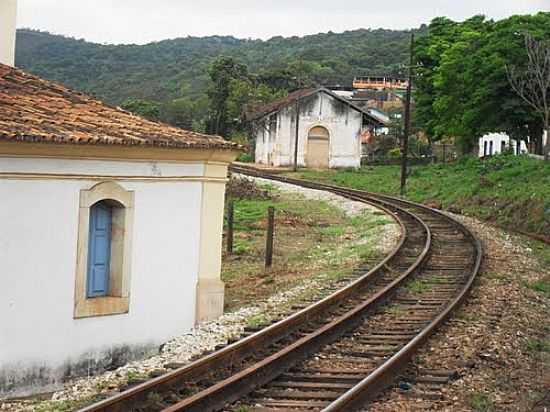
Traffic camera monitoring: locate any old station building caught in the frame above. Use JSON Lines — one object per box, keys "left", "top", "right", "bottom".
{"left": 0, "top": 3, "right": 240, "bottom": 396}
{"left": 250, "top": 88, "right": 385, "bottom": 169}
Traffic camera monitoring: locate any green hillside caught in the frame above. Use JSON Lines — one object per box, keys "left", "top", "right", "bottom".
{"left": 15, "top": 28, "right": 416, "bottom": 105}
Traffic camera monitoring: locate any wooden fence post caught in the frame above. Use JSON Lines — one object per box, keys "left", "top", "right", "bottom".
{"left": 265, "top": 206, "right": 275, "bottom": 268}
{"left": 227, "top": 200, "right": 234, "bottom": 255}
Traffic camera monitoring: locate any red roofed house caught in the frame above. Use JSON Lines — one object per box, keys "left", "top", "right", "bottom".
{"left": 0, "top": 2, "right": 240, "bottom": 397}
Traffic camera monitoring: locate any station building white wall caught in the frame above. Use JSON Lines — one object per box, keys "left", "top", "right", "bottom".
{"left": 0, "top": 157, "right": 212, "bottom": 397}
{"left": 255, "top": 92, "right": 362, "bottom": 168}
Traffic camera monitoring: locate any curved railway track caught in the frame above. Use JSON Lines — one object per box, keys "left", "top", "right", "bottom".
{"left": 80, "top": 165, "right": 481, "bottom": 412}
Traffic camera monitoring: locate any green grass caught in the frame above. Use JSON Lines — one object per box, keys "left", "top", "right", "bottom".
{"left": 222, "top": 183, "right": 394, "bottom": 311}
{"left": 229, "top": 199, "right": 275, "bottom": 231}
{"left": 406, "top": 279, "right": 430, "bottom": 294}
{"left": 526, "top": 279, "right": 550, "bottom": 298}
{"left": 246, "top": 313, "right": 269, "bottom": 328}
{"left": 455, "top": 309, "right": 481, "bottom": 322}
{"left": 126, "top": 370, "right": 146, "bottom": 384}
{"left": 528, "top": 239, "right": 550, "bottom": 268}
{"left": 525, "top": 338, "right": 550, "bottom": 353}
{"left": 469, "top": 392, "right": 494, "bottom": 411}
{"left": 288, "top": 154, "right": 550, "bottom": 237}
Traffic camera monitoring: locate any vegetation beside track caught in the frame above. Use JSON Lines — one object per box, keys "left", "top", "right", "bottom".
{"left": 221, "top": 178, "right": 395, "bottom": 311}
{"left": 288, "top": 154, "right": 550, "bottom": 240}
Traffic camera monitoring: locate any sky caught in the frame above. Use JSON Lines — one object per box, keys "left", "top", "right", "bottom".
{"left": 16, "top": 0, "right": 550, "bottom": 45}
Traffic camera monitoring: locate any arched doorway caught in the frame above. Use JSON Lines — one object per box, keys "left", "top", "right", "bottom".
{"left": 307, "top": 126, "right": 330, "bottom": 168}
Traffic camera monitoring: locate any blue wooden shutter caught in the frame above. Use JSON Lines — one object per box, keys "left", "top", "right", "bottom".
{"left": 87, "top": 202, "right": 112, "bottom": 298}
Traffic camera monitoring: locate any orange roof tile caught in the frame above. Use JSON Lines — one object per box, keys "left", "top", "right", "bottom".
{"left": 0, "top": 64, "right": 240, "bottom": 151}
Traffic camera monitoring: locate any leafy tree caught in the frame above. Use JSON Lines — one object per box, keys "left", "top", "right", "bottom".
{"left": 206, "top": 56, "right": 249, "bottom": 136}
{"left": 414, "top": 13, "right": 550, "bottom": 153}
{"left": 120, "top": 98, "right": 161, "bottom": 121}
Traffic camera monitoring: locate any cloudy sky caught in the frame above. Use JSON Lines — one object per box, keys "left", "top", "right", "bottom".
{"left": 16, "top": 0, "right": 549, "bottom": 45}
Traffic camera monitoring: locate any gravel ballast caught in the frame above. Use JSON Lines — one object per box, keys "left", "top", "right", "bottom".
{"left": 369, "top": 213, "right": 550, "bottom": 412}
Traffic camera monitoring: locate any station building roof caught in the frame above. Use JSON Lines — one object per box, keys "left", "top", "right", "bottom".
{"left": 246, "top": 87, "right": 387, "bottom": 126}
{"left": 0, "top": 63, "right": 240, "bottom": 151}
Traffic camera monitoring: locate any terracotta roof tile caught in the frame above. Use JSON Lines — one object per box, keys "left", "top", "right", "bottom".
{"left": 246, "top": 88, "right": 317, "bottom": 121}
{"left": 0, "top": 64, "right": 240, "bottom": 151}
{"left": 246, "top": 87, "right": 386, "bottom": 126}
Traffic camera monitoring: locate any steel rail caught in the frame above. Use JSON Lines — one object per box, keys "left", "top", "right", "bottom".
{"left": 322, "top": 203, "right": 482, "bottom": 411}
{"left": 161, "top": 213, "right": 431, "bottom": 411}
{"left": 232, "top": 165, "right": 482, "bottom": 412}
{"left": 80, "top": 174, "right": 427, "bottom": 412}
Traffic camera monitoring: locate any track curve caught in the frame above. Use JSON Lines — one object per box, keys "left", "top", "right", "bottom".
{"left": 79, "top": 165, "right": 481, "bottom": 412}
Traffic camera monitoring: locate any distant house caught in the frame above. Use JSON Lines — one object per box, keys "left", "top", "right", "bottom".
{"left": 352, "top": 75, "right": 409, "bottom": 91}
{"left": 0, "top": 60, "right": 239, "bottom": 398}
{"left": 249, "top": 88, "right": 386, "bottom": 169}
{"left": 479, "top": 133, "right": 529, "bottom": 157}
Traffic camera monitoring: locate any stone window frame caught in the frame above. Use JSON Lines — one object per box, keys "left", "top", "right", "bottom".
{"left": 74, "top": 181, "right": 134, "bottom": 319}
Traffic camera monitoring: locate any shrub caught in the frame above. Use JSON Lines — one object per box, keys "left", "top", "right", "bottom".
{"left": 388, "top": 148, "right": 401, "bottom": 158}
{"left": 237, "top": 152, "right": 254, "bottom": 163}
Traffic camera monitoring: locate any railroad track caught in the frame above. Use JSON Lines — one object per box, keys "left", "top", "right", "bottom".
{"left": 80, "top": 165, "right": 481, "bottom": 412}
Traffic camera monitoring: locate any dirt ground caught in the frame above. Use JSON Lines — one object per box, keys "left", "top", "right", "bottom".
{"left": 369, "top": 214, "right": 550, "bottom": 412}
{"left": 222, "top": 180, "right": 396, "bottom": 312}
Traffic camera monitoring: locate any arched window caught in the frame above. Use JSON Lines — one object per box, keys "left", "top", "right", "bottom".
{"left": 74, "top": 182, "right": 134, "bottom": 318}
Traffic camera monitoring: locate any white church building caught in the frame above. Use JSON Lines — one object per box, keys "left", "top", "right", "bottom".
{"left": 250, "top": 88, "right": 386, "bottom": 169}
{"left": 0, "top": 0, "right": 240, "bottom": 397}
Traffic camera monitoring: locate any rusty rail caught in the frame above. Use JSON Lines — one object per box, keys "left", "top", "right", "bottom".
{"left": 80, "top": 165, "right": 481, "bottom": 412}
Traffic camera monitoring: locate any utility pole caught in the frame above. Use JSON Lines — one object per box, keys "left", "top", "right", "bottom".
{"left": 400, "top": 33, "right": 415, "bottom": 197}
{"left": 293, "top": 98, "right": 300, "bottom": 172}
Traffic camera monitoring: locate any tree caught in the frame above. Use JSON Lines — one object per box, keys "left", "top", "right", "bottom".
{"left": 507, "top": 34, "right": 550, "bottom": 160}
{"left": 414, "top": 13, "right": 550, "bottom": 153}
{"left": 120, "top": 98, "right": 161, "bottom": 121}
{"left": 207, "top": 56, "right": 249, "bottom": 137}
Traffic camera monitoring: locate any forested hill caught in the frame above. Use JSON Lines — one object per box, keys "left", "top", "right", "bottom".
{"left": 15, "top": 28, "right": 415, "bottom": 105}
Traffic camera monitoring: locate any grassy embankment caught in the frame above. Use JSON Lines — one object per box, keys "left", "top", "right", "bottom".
{"left": 289, "top": 154, "right": 550, "bottom": 299}
{"left": 290, "top": 155, "right": 550, "bottom": 239}
{"left": 221, "top": 180, "right": 394, "bottom": 312}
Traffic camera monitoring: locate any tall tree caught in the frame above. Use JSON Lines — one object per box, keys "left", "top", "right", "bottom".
{"left": 207, "top": 56, "right": 249, "bottom": 137}
{"left": 507, "top": 34, "right": 550, "bottom": 160}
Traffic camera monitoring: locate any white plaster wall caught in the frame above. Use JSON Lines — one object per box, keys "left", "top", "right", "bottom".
{"left": 257, "top": 93, "right": 362, "bottom": 169}
{"left": 255, "top": 126, "right": 267, "bottom": 164}
{"left": 0, "top": 0, "right": 17, "bottom": 66}
{"left": 0, "top": 157, "right": 204, "bottom": 177}
{"left": 255, "top": 120, "right": 274, "bottom": 165}
{"left": 0, "top": 158, "right": 205, "bottom": 396}
{"left": 478, "top": 133, "right": 528, "bottom": 157}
